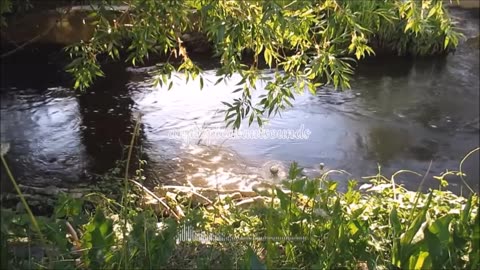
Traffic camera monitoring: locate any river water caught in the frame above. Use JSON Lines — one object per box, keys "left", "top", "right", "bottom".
{"left": 1, "top": 9, "right": 478, "bottom": 194}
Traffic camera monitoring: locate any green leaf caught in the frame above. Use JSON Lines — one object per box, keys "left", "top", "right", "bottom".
{"left": 234, "top": 116, "right": 241, "bottom": 129}
{"left": 401, "top": 192, "right": 433, "bottom": 247}
{"left": 248, "top": 113, "right": 255, "bottom": 126}
{"left": 471, "top": 203, "right": 480, "bottom": 269}
{"left": 348, "top": 220, "right": 359, "bottom": 237}
{"left": 257, "top": 116, "right": 263, "bottom": 127}
{"left": 54, "top": 193, "right": 84, "bottom": 219}
{"left": 287, "top": 162, "right": 302, "bottom": 179}
{"left": 288, "top": 179, "right": 306, "bottom": 194}
{"left": 304, "top": 179, "right": 317, "bottom": 198}
{"left": 275, "top": 187, "right": 290, "bottom": 211}
{"left": 427, "top": 6, "right": 437, "bottom": 18}
{"left": 444, "top": 36, "right": 450, "bottom": 49}
{"left": 412, "top": 250, "right": 430, "bottom": 270}
{"left": 222, "top": 101, "right": 233, "bottom": 108}
{"left": 82, "top": 210, "right": 114, "bottom": 268}
{"left": 390, "top": 207, "right": 402, "bottom": 236}
{"left": 461, "top": 195, "right": 472, "bottom": 224}
{"left": 217, "top": 25, "right": 225, "bottom": 44}
{"left": 214, "top": 77, "right": 224, "bottom": 85}
{"left": 428, "top": 215, "right": 453, "bottom": 245}
{"left": 264, "top": 48, "right": 272, "bottom": 67}
{"left": 328, "top": 182, "right": 338, "bottom": 191}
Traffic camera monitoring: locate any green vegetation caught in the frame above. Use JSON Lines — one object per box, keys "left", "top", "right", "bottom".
{"left": 64, "top": 0, "right": 462, "bottom": 128}
{"left": 2, "top": 151, "right": 479, "bottom": 269}
{"left": 1, "top": 1, "right": 478, "bottom": 269}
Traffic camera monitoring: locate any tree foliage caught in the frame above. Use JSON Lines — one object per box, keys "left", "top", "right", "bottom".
{"left": 2, "top": 0, "right": 463, "bottom": 128}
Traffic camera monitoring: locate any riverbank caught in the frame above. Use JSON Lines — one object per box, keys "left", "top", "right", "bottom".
{"left": 1, "top": 156, "right": 478, "bottom": 269}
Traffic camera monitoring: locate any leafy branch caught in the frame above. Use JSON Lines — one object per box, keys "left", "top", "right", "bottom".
{"left": 60, "top": 0, "right": 461, "bottom": 128}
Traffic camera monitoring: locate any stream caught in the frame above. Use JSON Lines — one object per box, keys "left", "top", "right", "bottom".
{"left": 1, "top": 8, "right": 478, "bottom": 194}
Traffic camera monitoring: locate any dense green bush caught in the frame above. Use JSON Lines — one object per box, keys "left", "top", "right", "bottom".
{"left": 1, "top": 160, "right": 478, "bottom": 269}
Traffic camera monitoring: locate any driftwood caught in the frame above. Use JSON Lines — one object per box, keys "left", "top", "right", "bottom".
{"left": 16, "top": 184, "right": 93, "bottom": 198}
{"left": 154, "top": 185, "right": 257, "bottom": 200}
{"left": 4, "top": 180, "right": 286, "bottom": 221}
{"left": 129, "top": 179, "right": 184, "bottom": 220}
{"left": 150, "top": 184, "right": 289, "bottom": 211}
{"left": 235, "top": 196, "right": 269, "bottom": 209}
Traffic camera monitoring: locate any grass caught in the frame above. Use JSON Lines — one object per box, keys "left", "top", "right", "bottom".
{"left": 1, "top": 128, "right": 479, "bottom": 269}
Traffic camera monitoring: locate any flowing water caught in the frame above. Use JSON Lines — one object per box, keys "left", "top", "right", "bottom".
{"left": 1, "top": 9, "right": 479, "bottom": 193}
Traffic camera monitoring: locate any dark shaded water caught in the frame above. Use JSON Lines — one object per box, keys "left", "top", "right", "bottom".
{"left": 1, "top": 9, "right": 479, "bottom": 193}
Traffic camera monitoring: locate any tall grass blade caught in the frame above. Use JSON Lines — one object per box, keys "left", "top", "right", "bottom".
{"left": 0, "top": 155, "right": 53, "bottom": 267}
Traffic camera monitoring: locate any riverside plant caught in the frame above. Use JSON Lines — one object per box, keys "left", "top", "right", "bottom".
{"left": 1, "top": 153, "right": 478, "bottom": 269}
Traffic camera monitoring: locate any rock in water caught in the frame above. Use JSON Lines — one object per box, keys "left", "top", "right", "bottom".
{"left": 261, "top": 160, "right": 287, "bottom": 183}
{"left": 0, "top": 142, "right": 10, "bottom": 156}
{"left": 269, "top": 165, "right": 279, "bottom": 175}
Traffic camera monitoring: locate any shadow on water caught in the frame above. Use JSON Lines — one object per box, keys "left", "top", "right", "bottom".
{"left": 0, "top": 44, "right": 67, "bottom": 89}
{"left": 76, "top": 63, "right": 145, "bottom": 177}
{"left": 0, "top": 49, "right": 150, "bottom": 191}
{"left": 364, "top": 126, "right": 411, "bottom": 164}
{"left": 355, "top": 55, "right": 417, "bottom": 79}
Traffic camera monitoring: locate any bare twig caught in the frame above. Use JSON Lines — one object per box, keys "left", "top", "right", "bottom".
{"left": 129, "top": 179, "right": 182, "bottom": 220}
{"left": 459, "top": 147, "right": 479, "bottom": 194}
